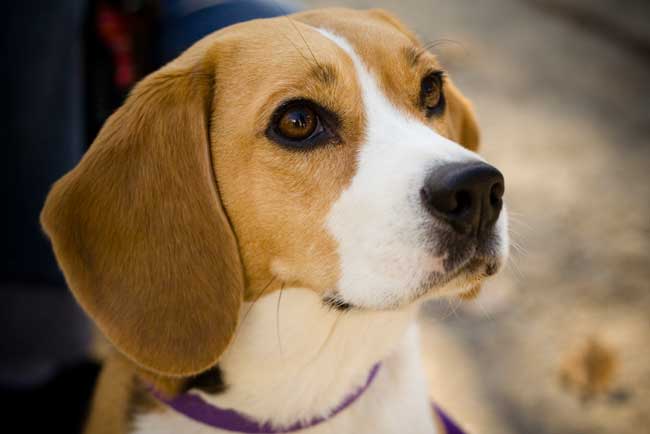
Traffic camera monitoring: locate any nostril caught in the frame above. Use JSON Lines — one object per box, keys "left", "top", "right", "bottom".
{"left": 489, "top": 182, "right": 504, "bottom": 208}
{"left": 419, "top": 187, "right": 431, "bottom": 208}
{"left": 452, "top": 190, "right": 472, "bottom": 215}
{"left": 426, "top": 189, "right": 473, "bottom": 216}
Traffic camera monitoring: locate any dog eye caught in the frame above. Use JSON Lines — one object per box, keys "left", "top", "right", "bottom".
{"left": 277, "top": 106, "right": 318, "bottom": 140}
{"left": 420, "top": 71, "right": 446, "bottom": 117}
{"left": 267, "top": 99, "right": 339, "bottom": 150}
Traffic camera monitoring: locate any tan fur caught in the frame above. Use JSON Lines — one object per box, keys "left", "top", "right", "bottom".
{"left": 208, "top": 18, "right": 366, "bottom": 299}
{"left": 40, "top": 8, "right": 482, "bottom": 434}
{"left": 444, "top": 84, "right": 480, "bottom": 151}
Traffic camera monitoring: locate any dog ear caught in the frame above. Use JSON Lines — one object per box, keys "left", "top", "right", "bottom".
{"left": 41, "top": 44, "right": 244, "bottom": 377}
{"left": 445, "top": 82, "right": 481, "bottom": 152}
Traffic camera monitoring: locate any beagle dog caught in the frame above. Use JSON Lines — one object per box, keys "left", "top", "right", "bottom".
{"left": 41, "top": 8, "right": 508, "bottom": 434}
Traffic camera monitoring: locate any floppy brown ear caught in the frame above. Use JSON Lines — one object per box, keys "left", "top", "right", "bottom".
{"left": 41, "top": 45, "right": 244, "bottom": 377}
{"left": 445, "top": 82, "right": 481, "bottom": 151}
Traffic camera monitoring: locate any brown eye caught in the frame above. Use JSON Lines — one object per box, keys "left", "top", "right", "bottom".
{"left": 267, "top": 99, "right": 339, "bottom": 150}
{"left": 420, "top": 71, "right": 445, "bottom": 116}
{"left": 277, "top": 106, "right": 317, "bottom": 140}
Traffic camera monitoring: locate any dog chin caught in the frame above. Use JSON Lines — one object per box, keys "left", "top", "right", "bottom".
{"left": 323, "top": 226, "right": 508, "bottom": 311}
{"left": 323, "top": 254, "right": 504, "bottom": 312}
{"left": 420, "top": 255, "right": 504, "bottom": 300}
{"left": 421, "top": 221, "right": 509, "bottom": 298}
{"left": 422, "top": 254, "right": 503, "bottom": 299}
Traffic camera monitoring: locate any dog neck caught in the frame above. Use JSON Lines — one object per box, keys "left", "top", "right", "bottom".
{"left": 201, "top": 288, "right": 419, "bottom": 428}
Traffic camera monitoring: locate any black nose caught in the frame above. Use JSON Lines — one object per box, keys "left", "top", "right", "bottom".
{"left": 420, "top": 162, "right": 504, "bottom": 237}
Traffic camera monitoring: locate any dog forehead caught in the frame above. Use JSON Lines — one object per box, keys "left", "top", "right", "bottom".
{"left": 292, "top": 8, "right": 419, "bottom": 54}
{"left": 204, "top": 17, "right": 343, "bottom": 71}
{"left": 292, "top": 8, "right": 433, "bottom": 77}
{"left": 201, "top": 9, "right": 423, "bottom": 82}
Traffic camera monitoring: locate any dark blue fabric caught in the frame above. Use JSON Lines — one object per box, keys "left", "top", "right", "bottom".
{"left": 158, "top": 0, "right": 298, "bottom": 64}
{"left": 1, "top": 0, "right": 87, "bottom": 287}
{"left": 1, "top": 0, "right": 91, "bottom": 389}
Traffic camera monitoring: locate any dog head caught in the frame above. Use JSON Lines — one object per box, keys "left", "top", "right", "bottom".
{"left": 41, "top": 8, "right": 508, "bottom": 378}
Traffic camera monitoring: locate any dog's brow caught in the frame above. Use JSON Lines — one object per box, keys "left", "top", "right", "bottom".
{"left": 404, "top": 46, "right": 423, "bottom": 67}
{"left": 309, "top": 63, "right": 337, "bottom": 85}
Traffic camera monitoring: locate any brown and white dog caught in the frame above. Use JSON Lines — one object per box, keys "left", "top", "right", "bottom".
{"left": 41, "top": 8, "right": 508, "bottom": 434}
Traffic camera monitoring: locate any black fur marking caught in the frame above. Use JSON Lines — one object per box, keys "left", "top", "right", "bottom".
{"left": 185, "top": 365, "right": 227, "bottom": 395}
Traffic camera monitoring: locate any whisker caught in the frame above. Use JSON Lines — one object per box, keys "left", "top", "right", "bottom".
{"left": 231, "top": 276, "right": 278, "bottom": 345}
{"left": 439, "top": 298, "right": 453, "bottom": 320}
{"left": 268, "top": 0, "right": 326, "bottom": 75}
{"left": 507, "top": 210, "right": 526, "bottom": 216}
{"left": 449, "top": 297, "right": 462, "bottom": 319}
{"left": 276, "top": 281, "right": 286, "bottom": 356}
{"left": 506, "top": 255, "right": 524, "bottom": 280}
{"left": 475, "top": 299, "right": 493, "bottom": 321}
{"left": 508, "top": 230, "right": 528, "bottom": 243}
{"left": 310, "top": 310, "right": 345, "bottom": 365}
{"left": 240, "top": 276, "right": 277, "bottom": 327}
{"left": 509, "top": 222, "right": 533, "bottom": 235}
{"left": 440, "top": 296, "right": 462, "bottom": 320}
{"left": 416, "top": 38, "right": 469, "bottom": 60}
{"left": 277, "top": 30, "right": 316, "bottom": 69}
{"left": 509, "top": 239, "right": 528, "bottom": 256}
{"left": 507, "top": 213, "right": 533, "bottom": 231}
{"left": 284, "top": 15, "right": 325, "bottom": 73}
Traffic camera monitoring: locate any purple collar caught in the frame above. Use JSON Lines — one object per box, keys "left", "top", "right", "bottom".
{"left": 150, "top": 362, "right": 467, "bottom": 434}
{"left": 433, "top": 403, "right": 467, "bottom": 434}
{"left": 151, "top": 363, "right": 382, "bottom": 433}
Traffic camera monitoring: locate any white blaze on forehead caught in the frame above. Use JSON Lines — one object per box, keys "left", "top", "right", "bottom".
{"left": 317, "top": 29, "right": 486, "bottom": 308}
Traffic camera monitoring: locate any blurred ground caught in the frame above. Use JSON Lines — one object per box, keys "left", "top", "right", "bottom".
{"left": 300, "top": 1, "right": 650, "bottom": 433}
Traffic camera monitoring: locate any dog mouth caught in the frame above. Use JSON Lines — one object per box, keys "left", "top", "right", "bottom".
{"left": 322, "top": 255, "right": 497, "bottom": 311}
{"left": 415, "top": 253, "right": 500, "bottom": 298}
{"left": 411, "top": 228, "right": 505, "bottom": 300}
{"left": 323, "top": 231, "right": 505, "bottom": 312}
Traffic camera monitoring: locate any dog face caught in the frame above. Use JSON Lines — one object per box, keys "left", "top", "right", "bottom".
{"left": 215, "top": 9, "right": 508, "bottom": 309}
{"left": 41, "top": 8, "right": 507, "bottom": 377}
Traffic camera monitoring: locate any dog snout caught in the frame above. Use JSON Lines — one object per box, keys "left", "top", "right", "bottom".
{"left": 420, "top": 162, "right": 504, "bottom": 237}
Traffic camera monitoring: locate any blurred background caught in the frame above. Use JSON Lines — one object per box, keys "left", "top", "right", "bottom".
{"left": 2, "top": 1, "right": 649, "bottom": 433}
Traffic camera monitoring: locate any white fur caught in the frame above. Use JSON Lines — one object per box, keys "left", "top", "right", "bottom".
{"left": 133, "top": 289, "right": 436, "bottom": 434}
